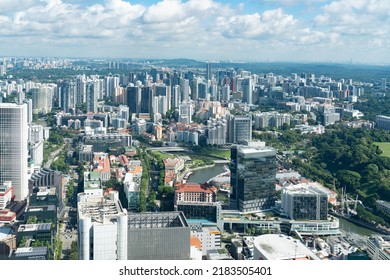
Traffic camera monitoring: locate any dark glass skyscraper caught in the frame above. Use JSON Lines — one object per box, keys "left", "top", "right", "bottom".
{"left": 230, "top": 142, "right": 276, "bottom": 212}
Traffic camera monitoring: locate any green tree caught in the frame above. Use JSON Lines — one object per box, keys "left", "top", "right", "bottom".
{"left": 70, "top": 241, "right": 78, "bottom": 260}
{"left": 337, "top": 170, "right": 361, "bottom": 192}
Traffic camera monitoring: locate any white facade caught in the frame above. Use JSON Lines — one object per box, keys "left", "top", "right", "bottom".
{"left": 31, "top": 87, "right": 52, "bottom": 114}
{"left": 191, "top": 226, "right": 221, "bottom": 256}
{"left": 77, "top": 191, "right": 128, "bottom": 260}
{"left": 0, "top": 181, "right": 13, "bottom": 210}
{"left": 124, "top": 173, "right": 140, "bottom": 210}
{"left": 0, "top": 103, "right": 29, "bottom": 200}
{"left": 178, "top": 101, "right": 193, "bottom": 124}
{"left": 30, "top": 141, "right": 44, "bottom": 166}
{"left": 366, "top": 236, "right": 390, "bottom": 260}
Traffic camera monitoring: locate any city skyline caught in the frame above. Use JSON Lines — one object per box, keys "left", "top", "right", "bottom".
{"left": 1, "top": 0, "right": 390, "bottom": 64}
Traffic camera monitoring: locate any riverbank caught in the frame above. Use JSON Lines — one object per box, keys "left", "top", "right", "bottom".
{"left": 177, "top": 164, "right": 216, "bottom": 183}
{"left": 332, "top": 212, "right": 390, "bottom": 235}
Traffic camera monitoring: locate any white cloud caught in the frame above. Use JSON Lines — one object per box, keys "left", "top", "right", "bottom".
{"left": 315, "top": 0, "right": 390, "bottom": 36}
{"left": 259, "top": 0, "right": 328, "bottom": 7}
{"left": 0, "top": 0, "right": 388, "bottom": 63}
{"left": 216, "top": 9, "right": 298, "bottom": 39}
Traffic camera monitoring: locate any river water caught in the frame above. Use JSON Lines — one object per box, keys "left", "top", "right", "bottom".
{"left": 337, "top": 217, "right": 375, "bottom": 236}
{"left": 188, "top": 165, "right": 376, "bottom": 236}
{"left": 188, "top": 164, "right": 226, "bottom": 184}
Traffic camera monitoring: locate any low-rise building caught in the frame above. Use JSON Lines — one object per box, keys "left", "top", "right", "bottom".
{"left": 281, "top": 184, "right": 328, "bottom": 220}
{"left": 174, "top": 183, "right": 217, "bottom": 205}
{"left": 83, "top": 171, "right": 103, "bottom": 197}
{"left": 366, "top": 236, "right": 390, "bottom": 260}
{"left": 253, "top": 234, "right": 320, "bottom": 260}
{"left": 92, "top": 153, "right": 111, "bottom": 181}
{"left": 190, "top": 225, "right": 221, "bottom": 256}
{"left": 123, "top": 173, "right": 140, "bottom": 211}
{"left": 376, "top": 200, "right": 390, "bottom": 215}
{"left": 0, "top": 182, "right": 14, "bottom": 210}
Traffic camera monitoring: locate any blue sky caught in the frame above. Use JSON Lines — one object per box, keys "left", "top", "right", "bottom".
{"left": 0, "top": 0, "right": 389, "bottom": 64}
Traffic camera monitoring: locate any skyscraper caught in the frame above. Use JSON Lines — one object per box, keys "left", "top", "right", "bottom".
{"left": 242, "top": 77, "right": 253, "bottom": 104}
{"left": 206, "top": 63, "right": 211, "bottom": 81}
{"left": 180, "top": 79, "right": 190, "bottom": 102}
{"left": 227, "top": 115, "right": 252, "bottom": 144}
{"left": 59, "top": 80, "right": 76, "bottom": 113}
{"left": 86, "top": 79, "right": 99, "bottom": 113}
{"left": 31, "top": 86, "right": 53, "bottom": 114}
{"left": 127, "top": 85, "right": 141, "bottom": 114}
{"left": 0, "top": 103, "right": 28, "bottom": 201}
{"left": 171, "top": 85, "right": 180, "bottom": 109}
{"left": 230, "top": 142, "right": 276, "bottom": 212}
{"left": 140, "top": 86, "right": 153, "bottom": 114}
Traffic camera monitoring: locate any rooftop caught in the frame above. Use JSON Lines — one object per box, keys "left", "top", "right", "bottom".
{"left": 17, "top": 223, "right": 52, "bottom": 232}
{"left": 78, "top": 193, "right": 127, "bottom": 224}
{"left": 254, "top": 234, "right": 320, "bottom": 260}
{"left": 190, "top": 237, "right": 202, "bottom": 250}
{"left": 284, "top": 183, "right": 328, "bottom": 196}
{"left": 0, "top": 226, "right": 13, "bottom": 241}
{"left": 128, "top": 212, "right": 189, "bottom": 229}
{"left": 175, "top": 183, "right": 217, "bottom": 194}
{"left": 13, "top": 246, "right": 47, "bottom": 258}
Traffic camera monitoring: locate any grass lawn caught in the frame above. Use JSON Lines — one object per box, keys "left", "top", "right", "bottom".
{"left": 151, "top": 151, "right": 174, "bottom": 160}
{"left": 374, "top": 142, "right": 390, "bottom": 158}
{"left": 205, "top": 149, "right": 231, "bottom": 159}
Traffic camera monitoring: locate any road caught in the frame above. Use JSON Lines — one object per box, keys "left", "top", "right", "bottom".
{"left": 44, "top": 143, "right": 66, "bottom": 168}
{"left": 58, "top": 206, "right": 78, "bottom": 259}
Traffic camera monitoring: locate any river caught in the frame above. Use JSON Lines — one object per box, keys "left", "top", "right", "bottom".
{"left": 188, "top": 164, "right": 226, "bottom": 184}
{"left": 337, "top": 216, "right": 376, "bottom": 236}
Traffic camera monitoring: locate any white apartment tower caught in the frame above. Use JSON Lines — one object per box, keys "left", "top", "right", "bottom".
{"left": 0, "top": 103, "right": 29, "bottom": 200}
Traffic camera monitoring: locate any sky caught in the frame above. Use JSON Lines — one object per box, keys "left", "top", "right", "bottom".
{"left": 0, "top": 0, "right": 389, "bottom": 64}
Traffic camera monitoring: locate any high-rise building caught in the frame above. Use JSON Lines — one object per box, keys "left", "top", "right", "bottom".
{"left": 104, "top": 75, "right": 119, "bottom": 98}
{"left": 171, "top": 85, "right": 180, "bottom": 109}
{"left": 190, "top": 79, "right": 199, "bottom": 100}
{"left": 242, "top": 77, "right": 252, "bottom": 104}
{"left": 230, "top": 142, "right": 276, "bottom": 212}
{"left": 253, "top": 112, "right": 291, "bottom": 129}
{"left": 31, "top": 87, "right": 52, "bottom": 114}
{"left": 206, "top": 63, "right": 211, "bottom": 81}
{"left": 227, "top": 115, "right": 252, "bottom": 144}
{"left": 207, "top": 117, "right": 227, "bottom": 145}
{"left": 127, "top": 85, "right": 141, "bottom": 114}
{"left": 0, "top": 103, "right": 28, "bottom": 201}
{"left": 86, "top": 80, "right": 99, "bottom": 113}
{"left": 180, "top": 79, "right": 190, "bottom": 102}
{"left": 140, "top": 87, "right": 152, "bottom": 114}
{"left": 155, "top": 84, "right": 171, "bottom": 111}
{"left": 76, "top": 75, "right": 87, "bottom": 104}
{"left": 178, "top": 101, "right": 193, "bottom": 124}
{"left": 59, "top": 80, "right": 76, "bottom": 113}
{"left": 77, "top": 191, "right": 128, "bottom": 260}
{"left": 198, "top": 82, "right": 207, "bottom": 99}
{"left": 221, "top": 84, "right": 230, "bottom": 102}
